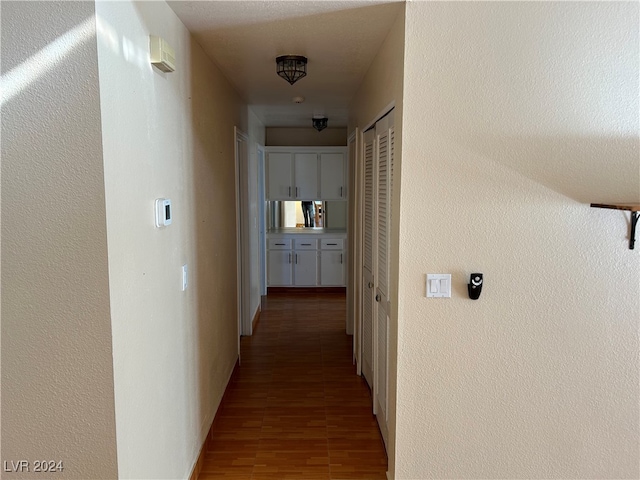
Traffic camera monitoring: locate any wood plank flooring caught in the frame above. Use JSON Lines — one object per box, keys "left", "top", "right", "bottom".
{"left": 199, "top": 292, "right": 387, "bottom": 480}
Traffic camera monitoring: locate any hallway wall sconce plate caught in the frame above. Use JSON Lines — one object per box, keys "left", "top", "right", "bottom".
{"left": 313, "top": 116, "right": 328, "bottom": 132}
{"left": 276, "top": 55, "right": 307, "bottom": 85}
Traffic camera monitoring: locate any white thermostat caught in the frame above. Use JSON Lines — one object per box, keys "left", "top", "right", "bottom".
{"left": 155, "top": 198, "right": 172, "bottom": 227}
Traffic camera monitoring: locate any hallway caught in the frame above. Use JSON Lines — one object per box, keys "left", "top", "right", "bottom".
{"left": 198, "top": 292, "right": 388, "bottom": 479}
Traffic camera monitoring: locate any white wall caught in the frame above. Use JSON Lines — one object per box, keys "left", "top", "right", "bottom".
{"left": 396, "top": 2, "right": 639, "bottom": 478}
{"left": 1, "top": 2, "right": 118, "bottom": 478}
{"left": 283, "top": 201, "right": 298, "bottom": 227}
{"left": 96, "top": 2, "right": 245, "bottom": 478}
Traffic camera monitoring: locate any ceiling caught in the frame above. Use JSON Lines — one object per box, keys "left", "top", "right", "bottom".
{"left": 167, "top": 1, "right": 403, "bottom": 128}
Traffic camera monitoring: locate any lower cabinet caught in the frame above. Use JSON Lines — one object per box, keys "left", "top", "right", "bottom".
{"left": 320, "top": 238, "right": 345, "bottom": 286}
{"left": 320, "top": 251, "right": 344, "bottom": 286}
{"left": 293, "top": 250, "right": 318, "bottom": 286}
{"left": 267, "top": 250, "right": 292, "bottom": 286}
{"left": 267, "top": 235, "right": 345, "bottom": 287}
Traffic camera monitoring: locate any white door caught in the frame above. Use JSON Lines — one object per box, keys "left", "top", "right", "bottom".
{"left": 361, "top": 128, "right": 376, "bottom": 389}
{"left": 320, "top": 152, "right": 345, "bottom": 199}
{"left": 374, "top": 112, "right": 394, "bottom": 446}
{"left": 294, "top": 153, "right": 318, "bottom": 199}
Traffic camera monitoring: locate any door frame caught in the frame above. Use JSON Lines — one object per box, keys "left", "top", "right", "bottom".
{"left": 234, "top": 127, "right": 250, "bottom": 347}
{"left": 257, "top": 144, "right": 267, "bottom": 296}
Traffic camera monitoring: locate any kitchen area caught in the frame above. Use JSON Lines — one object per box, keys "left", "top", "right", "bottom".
{"left": 264, "top": 146, "right": 348, "bottom": 289}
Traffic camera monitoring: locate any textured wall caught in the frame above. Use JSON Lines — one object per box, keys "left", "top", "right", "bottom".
{"left": 396, "top": 2, "right": 639, "bottom": 478}
{"left": 1, "top": 2, "right": 118, "bottom": 478}
{"left": 95, "top": 1, "right": 245, "bottom": 478}
{"left": 348, "top": 6, "right": 405, "bottom": 476}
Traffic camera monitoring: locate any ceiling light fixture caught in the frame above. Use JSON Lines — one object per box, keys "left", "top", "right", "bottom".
{"left": 312, "top": 116, "right": 328, "bottom": 132}
{"left": 276, "top": 55, "right": 307, "bottom": 85}
{"left": 292, "top": 96, "right": 305, "bottom": 104}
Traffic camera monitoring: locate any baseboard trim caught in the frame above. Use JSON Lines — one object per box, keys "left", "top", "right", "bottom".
{"left": 189, "top": 358, "right": 240, "bottom": 480}
{"left": 267, "top": 287, "right": 346, "bottom": 295}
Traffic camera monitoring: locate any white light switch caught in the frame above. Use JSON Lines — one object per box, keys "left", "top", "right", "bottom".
{"left": 426, "top": 274, "right": 451, "bottom": 298}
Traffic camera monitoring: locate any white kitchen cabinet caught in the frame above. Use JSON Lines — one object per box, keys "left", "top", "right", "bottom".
{"left": 265, "top": 147, "right": 346, "bottom": 201}
{"left": 320, "top": 250, "right": 344, "bottom": 285}
{"left": 320, "top": 153, "right": 345, "bottom": 199}
{"left": 266, "top": 152, "right": 293, "bottom": 200}
{"left": 293, "top": 250, "right": 318, "bottom": 286}
{"left": 267, "top": 250, "right": 292, "bottom": 286}
{"left": 294, "top": 153, "right": 318, "bottom": 199}
{"left": 267, "top": 233, "right": 346, "bottom": 287}
{"left": 320, "top": 238, "right": 345, "bottom": 286}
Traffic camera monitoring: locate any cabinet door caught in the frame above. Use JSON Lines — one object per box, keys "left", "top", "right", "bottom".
{"left": 267, "top": 250, "right": 292, "bottom": 286}
{"left": 320, "top": 153, "right": 345, "bottom": 200}
{"left": 294, "top": 153, "right": 318, "bottom": 199}
{"left": 293, "top": 250, "right": 318, "bottom": 286}
{"left": 320, "top": 250, "right": 345, "bottom": 286}
{"left": 267, "top": 153, "right": 293, "bottom": 200}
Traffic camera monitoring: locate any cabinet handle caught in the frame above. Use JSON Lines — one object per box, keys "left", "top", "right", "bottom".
{"left": 288, "top": 186, "right": 291, "bottom": 197}
{"left": 301, "top": 243, "right": 311, "bottom": 246}
{"left": 296, "top": 187, "right": 299, "bottom": 197}
{"left": 275, "top": 243, "right": 286, "bottom": 245}
{"left": 295, "top": 254, "right": 298, "bottom": 264}
{"left": 288, "top": 253, "right": 291, "bottom": 264}
{"left": 327, "top": 243, "right": 337, "bottom": 246}
{"left": 376, "top": 294, "right": 381, "bottom": 302}
{"left": 340, "top": 254, "right": 343, "bottom": 264}
{"left": 340, "top": 186, "right": 343, "bottom": 197}
{"left": 368, "top": 282, "right": 374, "bottom": 288}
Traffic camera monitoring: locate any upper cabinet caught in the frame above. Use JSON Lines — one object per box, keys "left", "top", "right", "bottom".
{"left": 294, "top": 153, "right": 319, "bottom": 199}
{"left": 320, "top": 153, "right": 345, "bottom": 200}
{"left": 266, "top": 152, "right": 294, "bottom": 199}
{"left": 266, "top": 147, "right": 347, "bottom": 201}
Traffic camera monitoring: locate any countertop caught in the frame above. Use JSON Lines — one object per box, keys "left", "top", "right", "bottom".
{"left": 267, "top": 228, "right": 347, "bottom": 235}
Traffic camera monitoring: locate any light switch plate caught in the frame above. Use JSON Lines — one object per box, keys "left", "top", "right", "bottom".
{"left": 426, "top": 274, "right": 451, "bottom": 298}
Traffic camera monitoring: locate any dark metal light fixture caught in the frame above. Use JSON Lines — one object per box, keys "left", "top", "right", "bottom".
{"left": 276, "top": 55, "right": 307, "bottom": 85}
{"left": 312, "top": 116, "right": 328, "bottom": 132}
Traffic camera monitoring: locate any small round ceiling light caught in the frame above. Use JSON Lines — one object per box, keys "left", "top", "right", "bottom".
{"left": 276, "top": 55, "right": 307, "bottom": 85}
{"left": 312, "top": 116, "right": 328, "bottom": 132}
{"left": 292, "top": 96, "right": 305, "bottom": 104}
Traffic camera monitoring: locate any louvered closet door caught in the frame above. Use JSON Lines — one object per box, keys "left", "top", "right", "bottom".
{"left": 361, "top": 129, "right": 375, "bottom": 389}
{"left": 374, "top": 111, "right": 394, "bottom": 446}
